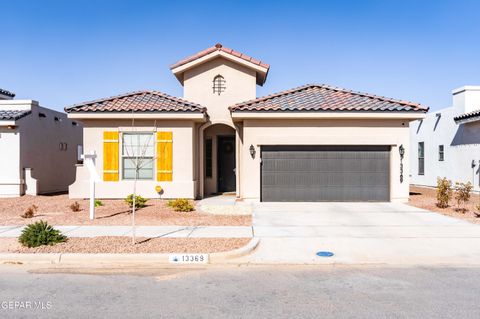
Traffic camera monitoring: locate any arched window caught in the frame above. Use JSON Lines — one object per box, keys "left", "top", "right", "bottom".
{"left": 212, "top": 75, "right": 226, "bottom": 95}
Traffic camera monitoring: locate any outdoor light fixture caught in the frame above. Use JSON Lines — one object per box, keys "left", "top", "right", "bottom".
{"left": 399, "top": 144, "right": 405, "bottom": 183}
{"left": 472, "top": 160, "right": 477, "bottom": 169}
{"left": 249, "top": 144, "right": 256, "bottom": 158}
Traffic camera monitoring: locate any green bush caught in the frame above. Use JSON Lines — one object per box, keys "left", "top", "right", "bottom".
{"left": 436, "top": 177, "right": 453, "bottom": 208}
{"left": 125, "top": 194, "right": 148, "bottom": 209}
{"left": 18, "top": 221, "right": 67, "bottom": 248}
{"left": 94, "top": 200, "right": 103, "bottom": 207}
{"left": 167, "top": 198, "right": 194, "bottom": 212}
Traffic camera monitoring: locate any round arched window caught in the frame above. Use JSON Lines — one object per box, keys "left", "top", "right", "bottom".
{"left": 212, "top": 75, "right": 226, "bottom": 95}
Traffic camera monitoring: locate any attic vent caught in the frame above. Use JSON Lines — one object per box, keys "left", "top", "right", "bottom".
{"left": 212, "top": 75, "right": 226, "bottom": 95}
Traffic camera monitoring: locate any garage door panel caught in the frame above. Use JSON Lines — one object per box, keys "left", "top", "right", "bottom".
{"left": 261, "top": 146, "right": 390, "bottom": 202}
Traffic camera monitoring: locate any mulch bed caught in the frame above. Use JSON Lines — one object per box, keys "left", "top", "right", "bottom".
{"left": 409, "top": 186, "right": 480, "bottom": 225}
{"left": 0, "top": 237, "right": 251, "bottom": 254}
{"left": 0, "top": 195, "right": 251, "bottom": 226}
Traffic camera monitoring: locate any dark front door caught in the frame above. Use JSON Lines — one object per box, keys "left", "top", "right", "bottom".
{"left": 217, "top": 136, "right": 236, "bottom": 192}
{"left": 261, "top": 145, "right": 390, "bottom": 202}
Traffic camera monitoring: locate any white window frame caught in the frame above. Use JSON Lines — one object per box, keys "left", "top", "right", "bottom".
{"left": 121, "top": 132, "right": 155, "bottom": 180}
{"left": 438, "top": 145, "right": 444, "bottom": 161}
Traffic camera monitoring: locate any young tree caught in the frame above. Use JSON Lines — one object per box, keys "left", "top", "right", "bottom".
{"left": 436, "top": 177, "right": 453, "bottom": 208}
{"left": 454, "top": 181, "right": 473, "bottom": 213}
{"left": 123, "top": 114, "right": 158, "bottom": 244}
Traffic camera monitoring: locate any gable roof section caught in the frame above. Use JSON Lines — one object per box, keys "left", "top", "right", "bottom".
{"left": 0, "top": 109, "right": 31, "bottom": 121}
{"left": 229, "top": 84, "right": 428, "bottom": 113}
{"left": 170, "top": 43, "right": 270, "bottom": 86}
{"left": 171, "top": 43, "right": 270, "bottom": 70}
{"left": 65, "top": 91, "right": 206, "bottom": 114}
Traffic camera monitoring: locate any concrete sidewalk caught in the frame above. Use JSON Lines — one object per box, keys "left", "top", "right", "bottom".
{"left": 0, "top": 225, "right": 253, "bottom": 238}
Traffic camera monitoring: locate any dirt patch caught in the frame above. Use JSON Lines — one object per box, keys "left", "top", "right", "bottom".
{"left": 0, "top": 237, "right": 251, "bottom": 254}
{"left": 409, "top": 186, "right": 480, "bottom": 224}
{"left": 0, "top": 195, "right": 251, "bottom": 226}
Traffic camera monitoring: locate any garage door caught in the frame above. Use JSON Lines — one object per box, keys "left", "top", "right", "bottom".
{"left": 261, "top": 145, "right": 390, "bottom": 202}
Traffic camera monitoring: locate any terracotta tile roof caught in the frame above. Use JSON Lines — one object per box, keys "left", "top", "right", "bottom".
{"left": 0, "top": 109, "right": 31, "bottom": 120}
{"left": 229, "top": 84, "right": 428, "bottom": 113}
{"left": 170, "top": 43, "right": 270, "bottom": 70}
{"left": 65, "top": 91, "right": 206, "bottom": 113}
{"left": 453, "top": 109, "right": 480, "bottom": 123}
{"left": 0, "top": 88, "right": 15, "bottom": 98}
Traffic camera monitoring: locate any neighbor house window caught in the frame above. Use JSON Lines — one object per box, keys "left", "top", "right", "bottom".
{"left": 418, "top": 142, "right": 425, "bottom": 175}
{"left": 122, "top": 133, "right": 154, "bottom": 180}
{"left": 438, "top": 145, "right": 444, "bottom": 161}
{"left": 212, "top": 75, "right": 226, "bottom": 95}
{"left": 205, "top": 138, "right": 213, "bottom": 178}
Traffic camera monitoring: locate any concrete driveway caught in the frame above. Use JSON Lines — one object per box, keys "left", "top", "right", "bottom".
{"left": 240, "top": 202, "right": 480, "bottom": 265}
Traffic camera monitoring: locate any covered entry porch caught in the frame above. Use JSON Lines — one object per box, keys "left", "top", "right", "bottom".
{"left": 199, "top": 122, "right": 242, "bottom": 198}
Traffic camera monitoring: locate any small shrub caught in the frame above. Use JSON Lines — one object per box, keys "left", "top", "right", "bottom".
{"left": 21, "top": 205, "right": 38, "bottom": 219}
{"left": 94, "top": 200, "right": 103, "bottom": 207}
{"left": 69, "top": 201, "right": 81, "bottom": 212}
{"left": 475, "top": 204, "right": 480, "bottom": 218}
{"left": 167, "top": 198, "right": 194, "bottom": 212}
{"left": 436, "top": 177, "right": 453, "bottom": 208}
{"left": 125, "top": 194, "right": 148, "bottom": 209}
{"left": 454, "top": 182, "right": 473, "bottom": 213}
{"left": 18, "top": 221, "right": 67, "bottom": 248}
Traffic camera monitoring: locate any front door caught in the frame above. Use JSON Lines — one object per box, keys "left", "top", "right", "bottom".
{"left": 217, "top": 136, "right": 236, "bottom": 192}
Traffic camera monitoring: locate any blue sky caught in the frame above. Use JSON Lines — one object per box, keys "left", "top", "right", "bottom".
{"left": 1, "top": 0, "right": 479, "bottom": 111}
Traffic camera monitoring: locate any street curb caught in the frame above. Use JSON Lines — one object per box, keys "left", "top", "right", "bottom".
{"left": 209, "top": 237, "right": 260, "bottom": 263}
{"left": 0, "top": 238, "right": 260, "bottom": 265}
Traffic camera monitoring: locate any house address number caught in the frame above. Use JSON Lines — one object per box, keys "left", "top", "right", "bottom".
{"left": 169, "top": 254, "right": 209, "bottom": 264}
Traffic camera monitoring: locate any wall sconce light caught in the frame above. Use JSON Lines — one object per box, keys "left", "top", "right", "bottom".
{"left": 249, "top": 144, "right": 256, "bottom": 159}
{"left": 399, "top": 144, "right": 405, "bottom": 183}
{"left": 472, "top": 160, "right": 477, "bottom": 169}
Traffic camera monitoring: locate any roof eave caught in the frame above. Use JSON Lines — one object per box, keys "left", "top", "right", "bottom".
{"left": 454, "top": 115, "right": 480, "bottom": 124}
{"left": 67, "top": 112, "right": 207, "bottom": 122}
{"left": 230, "top": 111, "right": 426, "bottom": 121}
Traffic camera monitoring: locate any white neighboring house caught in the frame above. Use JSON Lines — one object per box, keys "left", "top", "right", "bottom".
{"left": 0, "top": 89, "right": 83, "bottom": 197}
{"left": 410, "top": 86, "right": 480, "bottom": 191}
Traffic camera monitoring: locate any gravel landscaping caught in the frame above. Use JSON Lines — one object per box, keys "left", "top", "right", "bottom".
{"left": 0, "top": 195, "right": 251, "bottom": 226}
{"left": 0, "top": 237, "right": 251, "bottom": 254}
{"left": 409, "top": 185, "right": 480, "bottom": 224}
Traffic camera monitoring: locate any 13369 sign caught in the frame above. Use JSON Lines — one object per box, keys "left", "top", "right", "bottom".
{"left": 169, "top": 254, "right": 209, "bottom": 264}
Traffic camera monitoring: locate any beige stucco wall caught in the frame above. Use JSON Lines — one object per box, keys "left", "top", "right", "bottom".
{"left": 19, "top": 105, "right": 83, "bottom": 194}
{"left": 0, "top": 101, "right": 82, "bottom": 197}
{"left": 183, "top": 57, "right": 257, "bottom": 124}
{"left": 69, "top": 119, "right": 197, "bottom": 199}
{"left": 240, "top": 118, "right": 411, "bottom": 202}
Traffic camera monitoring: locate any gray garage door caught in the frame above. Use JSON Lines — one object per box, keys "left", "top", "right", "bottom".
{"left": 261, "top": 146, "right": 390, "bottom": 202}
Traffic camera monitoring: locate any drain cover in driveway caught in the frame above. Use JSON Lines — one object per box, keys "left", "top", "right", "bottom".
{"left": 316, "top": 251, "right": 334, "bottom": 257}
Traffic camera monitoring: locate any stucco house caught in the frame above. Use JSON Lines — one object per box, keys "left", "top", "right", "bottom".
{"left": 0, "top": 89, "right": 83, "bottom": 197}
{"left": 410, "top": 86, "right": 480, "bottom": 191}
{"left": 66, "top": 43, "right": 427, "bottom": 202}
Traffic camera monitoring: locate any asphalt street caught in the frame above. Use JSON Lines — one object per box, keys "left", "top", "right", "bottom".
{"left": 0, "top": 264, "right": 478, "bottom": 318}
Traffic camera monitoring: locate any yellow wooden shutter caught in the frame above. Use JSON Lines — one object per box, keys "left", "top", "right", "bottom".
{"left": 103, "top": 131, "right": 119, "bottom": 181}
{"left": 156, "top": 131, "right": 173, "bottom": 181}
